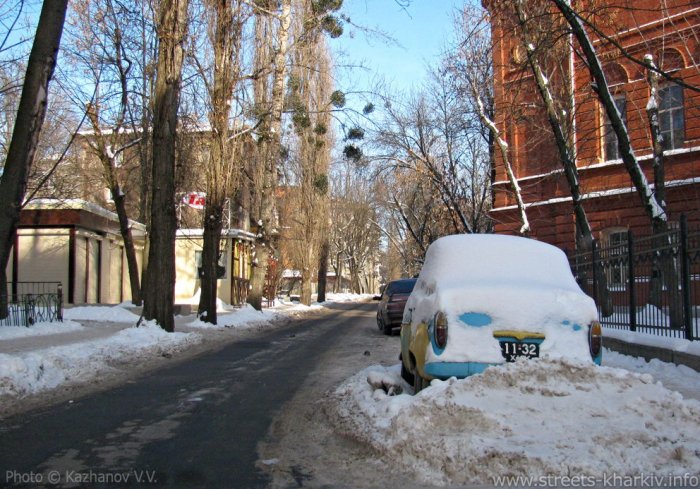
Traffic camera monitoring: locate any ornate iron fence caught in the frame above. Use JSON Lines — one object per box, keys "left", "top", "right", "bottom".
{"left": 568, "top": 216, "right": 699, "bottom": 341}
{"left": 0, "top": 282, "right": 63, "bottom": 327}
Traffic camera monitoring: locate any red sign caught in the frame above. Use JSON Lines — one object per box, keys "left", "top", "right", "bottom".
{"left": 183, "top": 192, "right": 206, "bottom": 210}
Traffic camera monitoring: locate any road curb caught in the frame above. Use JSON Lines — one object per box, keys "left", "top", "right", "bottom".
{"left": 604, "top": 336, "right": 700, "bottom": 373}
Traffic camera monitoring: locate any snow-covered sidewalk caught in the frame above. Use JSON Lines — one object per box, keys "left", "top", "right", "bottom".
{"left": 0, "top": 294, "right": 372, "bottom": 413}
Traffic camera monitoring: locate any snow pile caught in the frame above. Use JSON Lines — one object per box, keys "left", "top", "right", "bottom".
{"left": 604, "top": 348, "right": 700, "bottom": 400}
{"left": 405, "top": 235, "right": 597, "bottom": 364}
{"left": 0, "top": 320, "right": 84, "bottom": 340}
{"left": 327, "top": 360, "right": 700, "bottom": 486}
{"left": 604, "top": 328, "right": 700, "bottom": 356}
{"left": 188, "top": 304, "right": 279, "bottom": 329}
{"left": 63, "top": 304, "right": 141, "bottom": 323}
{"left": 0, "top": 323, "right": 200, "bottom": 397}
{"left": 320, "top": 293, "right": 373, "bottom": 303}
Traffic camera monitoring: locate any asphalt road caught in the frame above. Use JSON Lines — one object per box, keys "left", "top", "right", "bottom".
{"left": 0, "top": 301, "right": 380, "bottom": 489}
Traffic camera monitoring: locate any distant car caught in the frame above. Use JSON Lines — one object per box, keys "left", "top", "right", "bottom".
{"left": 377, "top": 278, "right": 417, "bottom": 335}
{"left": 400, "top": 234, "right": 602, "bottom": 392}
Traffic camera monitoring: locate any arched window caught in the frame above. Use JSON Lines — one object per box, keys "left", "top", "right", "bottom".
{"left": 657, "top": 48, "right": 685, "bottom": 72}
{"left": 603, "top": 62, "right": 628, "bottom": 87}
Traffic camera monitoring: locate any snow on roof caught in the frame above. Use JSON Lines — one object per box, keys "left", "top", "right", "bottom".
{"left": 492, "top": 176, "right": 700, "bottom": 213}
{"left": 23, "top": 198, "right": 147, "bottom": 231}
{"left": 415, "top": 234, "right": 579, "bottom": 291}
{"left": 176, "top": 228, "right": 257, "bottom": 241}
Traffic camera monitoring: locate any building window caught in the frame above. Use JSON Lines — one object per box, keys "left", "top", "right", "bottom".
{"left": 602, "top": 230, "right": 628, "bottom": 288}
{"left": 603, "top": 95, "right": 626, "bottom": 161}
{"left": 658, "top": 85, "right": 684, "bottom": 151}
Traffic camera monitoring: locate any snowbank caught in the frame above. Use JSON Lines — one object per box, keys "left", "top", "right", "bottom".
{"left": 188, "top": 304, "right": 279, "bottom": 329}
{"left": 327, "top": 359, "right": 700, "bottom": 486}
{"left": 0, "top": 323, "right": 200, "bottom": 397}
{"left": 63, "top": 304, "right": 141, "bottom": 323}
{"left": 604, "top": 327, "right": 700, "bottom": 356}
{"left": 320, "top": 293, "right": 374, "bottom": 303}
{"left": 0, "top": 321, "right": 84, "bottom": 340}
{"left": 0, "top": 293, "right": 372, "bottom": 402}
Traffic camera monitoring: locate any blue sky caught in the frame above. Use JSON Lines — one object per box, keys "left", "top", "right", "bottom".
{"left": 331, "top": 0, "right": 467, "bottom": 94}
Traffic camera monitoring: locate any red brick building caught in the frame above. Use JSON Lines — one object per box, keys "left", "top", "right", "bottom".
{"left": 486, "top": 1, "right": 700, "bottom": 251}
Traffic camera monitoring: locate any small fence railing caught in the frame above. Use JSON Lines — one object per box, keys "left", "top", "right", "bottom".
{"left": 0, "top": 282, "right": 63, "bottom": 327}
{"left": 230, "top": 277, "right": 249, "bottom": 307}
{"left": 568, "top": 216, "right": 699, "bottom": 341}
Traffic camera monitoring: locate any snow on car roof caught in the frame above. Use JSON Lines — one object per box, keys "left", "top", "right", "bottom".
{"left": 416, "top": 234, "right": 580, "bottom": 291}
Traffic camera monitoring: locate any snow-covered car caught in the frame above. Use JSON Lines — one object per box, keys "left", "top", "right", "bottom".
{"left": 400, "top": 234, "right": 602, "bottom": 392}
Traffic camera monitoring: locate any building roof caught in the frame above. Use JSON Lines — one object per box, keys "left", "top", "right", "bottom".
{"left": 176, "top": 228, "right": 257, "bottom": 241}
{"left": 21, "top": 199, "right": 147, "bottom": 235}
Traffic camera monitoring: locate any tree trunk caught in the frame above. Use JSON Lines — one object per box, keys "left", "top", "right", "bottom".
{"left": 248, "top": 245, "right": 270, "bottom": 310}
{"left": 248, "top": 0, "right": 292, "bottom": 311}
{"left": 197, "top": 0, "right": 241, "bottom": 324}
{"left": 142, "top": 0, "right": 189, "bottom": 332}
{"left": 0, "top": 0, "right": 68, "bottom": 319}
{"left": 643, "top": 55, "right": 682, "bottom": 327}
{"left": 470, "top": 77, "right": 529, "bottom": 235}
{"left": 317, "top": 238, "right": 329, "bottom": 302}
{"left": 300, "top": 270, "right": 312, "bottom": 306}
{"left": 552, "top": 0, "right": 666, "bottom": 226}
{"left": 515, "top": 0, "right": 613, "bottom": 316}
{"left": 113, "top": 189, "right": 142, "bottom": 305}
{"left": 198, "top": 202, "right": 224, "bottom": 324}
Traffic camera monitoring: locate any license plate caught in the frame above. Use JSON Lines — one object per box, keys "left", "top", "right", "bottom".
{"left": 499, "top": 341, "right": 539, "bottom": 362}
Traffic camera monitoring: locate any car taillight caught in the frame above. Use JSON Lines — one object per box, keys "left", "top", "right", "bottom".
{"left": 589, "top": 321, "right": 602, "bottom": 359}
{"left": 434, "top": 311, "right": 448, "bottom": 349}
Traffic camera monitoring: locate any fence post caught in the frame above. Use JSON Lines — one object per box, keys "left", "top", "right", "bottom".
{"left": 680, "top": 215, "right": 693, "bottom": 341}
{"left": 57, "top": 283, "right": 63, "bottom": 322}
{"left": 627, "top": 230, "right": 636, "bottom": 332}
{"left": 592, "top": 239, "right": 598, "bottom": 306}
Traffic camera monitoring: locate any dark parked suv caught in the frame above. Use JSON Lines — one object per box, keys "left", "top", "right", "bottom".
{"left": 376, "top": 278, "right": 417, "bottom": 335}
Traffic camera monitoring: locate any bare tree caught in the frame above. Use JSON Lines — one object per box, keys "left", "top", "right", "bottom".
{"left": 551, "top": 0, "right": 665, "bottom": 227}
{"left": 247, "top": 0, "right": 292, "bottom": 310}
{"left": 328, "top": 161, "right": 382, "bottom": 293}
{"left": 283, "top": 2, "right": 334, "bottom": 306}
{"left": 66, "top": 0, "right": 152, "bottom": 306}
{"left": 142, "top": 0, "right": 190, "bottom": 332}
{"left": 0, "top": 0, "right": 69, "bottom": 318}
{"left": 445, "top": 5, "right": 529, "bottom": 235}
{"left": 550, "top": 0, "right": 682, "bottom": 326}
{"left": 194, "top": 0, "right": 248, "bottom": 324}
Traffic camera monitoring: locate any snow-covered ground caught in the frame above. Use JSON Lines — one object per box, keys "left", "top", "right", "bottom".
{"left": 327, "top": 355, "right": 700, "bottom": 487}
{"left": 4, "top": 291, "right": 700, "bottom": 486}
{"left": 0, "top": 293, "right": 369, "bottom": 410}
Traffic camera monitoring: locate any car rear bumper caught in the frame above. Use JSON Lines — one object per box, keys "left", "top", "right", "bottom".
{"left": 423, "top": 361, "right": 497, "bottom": 380}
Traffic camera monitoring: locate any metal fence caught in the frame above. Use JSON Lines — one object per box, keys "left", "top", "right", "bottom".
{"left": 0, "top": 282, "right": 63, "bottom": 327}
{"left": 568, "top": 216, "right": 699, "bottom": 341}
